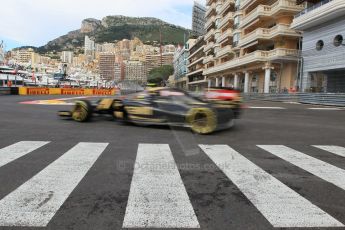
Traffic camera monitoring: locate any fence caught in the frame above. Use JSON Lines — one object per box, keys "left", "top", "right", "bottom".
{"left": 243, "top": 93, "right": 345, "bottom": 107}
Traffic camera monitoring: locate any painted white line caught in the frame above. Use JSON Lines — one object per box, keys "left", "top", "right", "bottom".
{"left": 0, "top": 142, "right": 108, "bottom": 227}
{"left": 308, "top": 108, "right": 343, "bottom": 111}
{"left": 313, "top": 145, "right": 345, "bottom": 158}
{"left": 249, "top": 106, "right": 286, "bottom": 109}
{"left": 122, "top": 144, "right": 200, "bottom": 228}
{"left": 0, "top": 141, "right": 49, "bottom": 168}
{"left": 200, "top": 145, "right": 343, "bottom": 228}
{"left": 258, "top": 145, "right": 345, "bottom": 191}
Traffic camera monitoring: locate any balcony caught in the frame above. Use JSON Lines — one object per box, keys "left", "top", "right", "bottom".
{"left": 203, "top": 55, "right": 214, "bottom": 64}
{"left": 204, "top": 42, "right": 215, "bottom": 52}
{"left": 295, "top": 0, "right": 332, "bottom": 18}
{"left": 186, "top": 68, "right": 204, "bottom": 77}
{"left": 206, "top": 3, "right": 216, "bottom": 17}
{"left": 240, "top": 0, "right": 255, "bottom": 10}
{"left": 188, "top": 56, "right": 204, "bottom": 68}
{"left": 203, "top": 48, "right": 299, "bottom": 75}
{"left": 216, "top": 29, "right": 233, "bottom": 44}
{"left": 291, "top": 0, "right": 345, "bottom": 30}
{"left": 205, "top": 16, "right": 216, "bottom": 30}
{"left": 215, "top": 45, "right": 232, "bottom": 58}
{"left": 240, "top": 0, "right": 304, "bottom": 29}
{"left": 268, "top": 48, "right": 299, "bottom": 61}
{"left": 205, "top": 29, "right": 215, "bottom": 41}
{"left": 218, "top": 12, "right": 234, "bottom": 29}
{"left": 239, "top": 24, "right": 300, "bottom": 47}
{"left": 219, "top": 0, "right": 235, "bottom": 15}
{"left": 206, "top": 0, "right": 215, "bottom": 6}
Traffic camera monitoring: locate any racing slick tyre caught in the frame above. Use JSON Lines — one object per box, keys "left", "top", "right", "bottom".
{"left": 71, "top": 100, "right": 93, "bottom": 122}
{"left": 186, "top": 108, "right": 217, "bottom": 134}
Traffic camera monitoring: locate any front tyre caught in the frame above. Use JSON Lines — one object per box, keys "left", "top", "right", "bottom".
{"left": 186, "top": 108, "right": 217, "bottom": 134}
{"left": 71, "top": 100, "right": 93, "bottom": 122}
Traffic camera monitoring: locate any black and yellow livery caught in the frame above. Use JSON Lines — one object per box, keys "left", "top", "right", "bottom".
{"left": 58, "top": 87, "right": 242, "bottom": 134}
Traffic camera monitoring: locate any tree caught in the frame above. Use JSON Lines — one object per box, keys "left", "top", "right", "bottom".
{"left": 147, "top": 65, "right": 174, "bottom": 84}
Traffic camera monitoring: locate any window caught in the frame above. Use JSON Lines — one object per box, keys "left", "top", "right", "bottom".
{"left": 234, "top": 16, "right": 240, "bottom": 29}
{"left": 235, "top": 0, "right": 241, "bottom": 10}
{"left": 334, "top": 35, "right": 343, "bottom": 47}
{"left": 316, "top": 40, "right": 324, "bottom": 51}
{"left": 233, "top": 33, "right": 240, "bottom": 47}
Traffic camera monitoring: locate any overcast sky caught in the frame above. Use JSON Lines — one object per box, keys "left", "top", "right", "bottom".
{"left": 0, "top": 0, "right": 206, "bottom": 50}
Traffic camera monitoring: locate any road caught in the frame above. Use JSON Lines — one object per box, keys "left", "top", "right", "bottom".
{"left": 0, "top": 95, "right": 344, "bottom": 230}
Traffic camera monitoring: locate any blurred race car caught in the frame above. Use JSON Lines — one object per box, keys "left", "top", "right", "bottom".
{"left": 58, "top": 87, "right": 242, "bottom": 134}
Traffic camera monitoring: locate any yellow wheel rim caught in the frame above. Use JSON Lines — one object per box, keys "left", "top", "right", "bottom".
{"left": 186, "top": 108, "right": 216, "bottom": 134}
{"left": 72, "top": 101, "right": 89, "bottom": 122}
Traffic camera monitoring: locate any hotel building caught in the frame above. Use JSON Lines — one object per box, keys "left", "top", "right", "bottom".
{"left": 203, "top": 0, "right": 303, "bottom": 93}
{"left": 291, "top": 0, "right": 345, "bottom": 93}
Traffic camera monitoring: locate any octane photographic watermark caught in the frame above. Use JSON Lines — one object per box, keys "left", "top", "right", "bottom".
{"left": 116, "top": 159, "right": 231, "bottom": 172}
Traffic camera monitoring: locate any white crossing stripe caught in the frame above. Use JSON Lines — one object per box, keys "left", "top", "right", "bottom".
{"left": 200, "top": 145, "right": 343, "bottom": 228}
{"left": 258, "top": 145, "right": 345, "bottom": 191}
{"left": 0, "top": 141, "right": 49, "bottom": 168}
{"left": 313, "top": 145, "right": 345, "bottom": 158}
{"left": 0, "top": 142, "right": 108, "bottom": 227}
{"left": 122, "top": 144, "right": 200, "bottom": 228}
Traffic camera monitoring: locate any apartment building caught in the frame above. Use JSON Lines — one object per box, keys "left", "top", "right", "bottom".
{"left": 173, "top": 39, "right": 196, "bottom": 90}
{"left": 61, "top": 51, "right": 73, "bottom": 64}
{"left": 291, "top": 0, "right": 345, "bottom": 93}
{"left": 99, "top": 53, "right": 116, "bottom": 80}
{"left": 145, "top": 53, "right": 175, "bottom": 74}
{"left": 192, "top": 1, "right": 207, "bottom": 37}
{"left": 84, "top": 36, "right": 95, "bottom": 57}
{"left": 18, "top": 48, "right": 34, "bottom": 63}
{"left": 187, "top": 37, "right": 207, "bottom": 91}
{"left": 124, "top": 60, "right": 147, "bottom": 83}
{"left": 203, "top": 0, "right": 303, "bottom": 93}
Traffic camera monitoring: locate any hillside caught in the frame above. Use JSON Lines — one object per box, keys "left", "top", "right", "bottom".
{"left": 37, "top": 15, "right": 191, "bottom": 53}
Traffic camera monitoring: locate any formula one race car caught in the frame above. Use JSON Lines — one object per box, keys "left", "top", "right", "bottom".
{"left": 58, "top": 87, "right": 242, "bottom": 134}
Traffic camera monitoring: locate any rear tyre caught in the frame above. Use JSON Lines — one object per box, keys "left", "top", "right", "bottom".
{"left": 71, "top": 100, "right": 93, "bottom": 122}
{"left": 186, "top": 108, "right": 217, "bottom": 134}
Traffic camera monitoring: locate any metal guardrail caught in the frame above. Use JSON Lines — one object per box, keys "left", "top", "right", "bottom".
{"left": 294, "top": 0, "right": 333, "bottom": 18}
{"left": 0, "top": 87, "right": 11, "bottom": 95}
{"left": 243, "top": 93, "right": 345, "bottom": 107}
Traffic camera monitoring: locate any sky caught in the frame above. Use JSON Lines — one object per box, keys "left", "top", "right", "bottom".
{"left": 0, "top": 0, "right": 206, "bottom": 50}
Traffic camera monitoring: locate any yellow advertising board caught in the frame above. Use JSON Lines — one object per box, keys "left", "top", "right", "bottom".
{"left": 19, "top": 87, "right": 116, "bottom": 96}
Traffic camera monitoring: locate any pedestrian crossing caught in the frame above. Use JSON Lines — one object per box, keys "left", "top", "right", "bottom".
{"left": 0, "top": 141, "right": 345, "bottom": 228}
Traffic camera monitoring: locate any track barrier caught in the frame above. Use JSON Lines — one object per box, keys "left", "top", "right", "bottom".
{"left": 18, "top": 87, "right": 116, "bottom": 96}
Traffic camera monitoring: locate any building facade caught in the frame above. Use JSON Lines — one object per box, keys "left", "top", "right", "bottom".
{"left": 291, "top": 0, "right": 345, "bottom": 93}
{"left": 124, "top": 60, "right": 147, "bottom": 83}
{"left": 174, "top": 39, "right": 196, "bottom": 90}
{"left": 61, "top": 51, "right": 73, "bottom": 64}
{"left": 145, "top": 52, "right": 175, "bottom": 74}
{"left": 84, "top": 36, "right": 95, "bottom": 57}
{"left": 203, "top": 0, "right": 303, "bottom": 93}
{"left": 192, "top": 1, "right": 207, "bottom": 37}
{"left": 187, "top": 37, "right": 207, "bottom": 91}
{"left": 99, "top": 53, "right": 116, "bottom": 80}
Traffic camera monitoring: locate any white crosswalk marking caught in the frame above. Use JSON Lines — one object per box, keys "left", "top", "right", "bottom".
{"left": 0, "top": 141, "right": 49, "bottom": 168}
{"left": 258, "top": 145, "right": 345, "bottom": 191}
{"left": 0, "top": 142, "right": 108, "bottom": 227}
{"left": 122, "top": 144, "right": 200, "bottom": 228}
{"left": 200, "top": 145, "right": 343, "bottom": 228}
{"left": 313, "top": 145, "right": 345, "bottom": 158}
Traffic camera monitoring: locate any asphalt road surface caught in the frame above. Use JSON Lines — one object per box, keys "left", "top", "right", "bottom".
{"left": 0, "top": 95, "right": 345, "bottom": 230}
